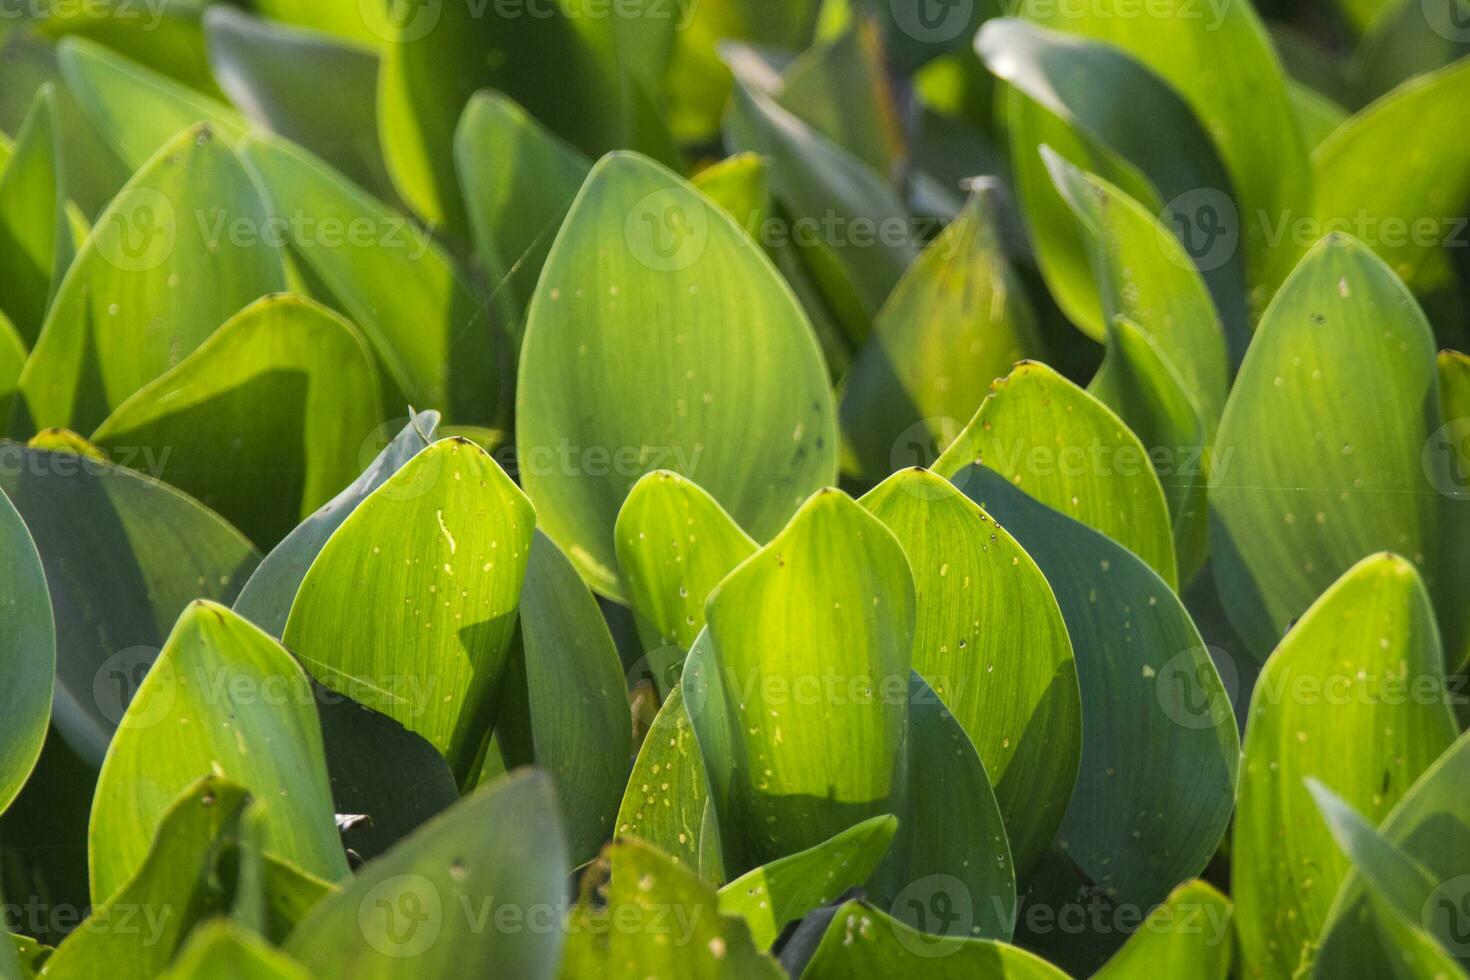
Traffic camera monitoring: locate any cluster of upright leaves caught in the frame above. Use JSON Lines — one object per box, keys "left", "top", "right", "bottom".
{"left": 0, "top": 0, "right": 1465, "bottom": 978}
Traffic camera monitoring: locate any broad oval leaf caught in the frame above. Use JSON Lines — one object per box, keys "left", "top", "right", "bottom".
{"left": 936, "top": 361, "right": 1178, "bottom": 588}
{"left": 839, "top": 184, "right": 1045, "bottom": 481}
{"left": 0, "top": 439, "right": 259, "bottom": 766}
{"left": 15, "top": 123, "right": 286, "bottom": 436}
{"left": 90, "top": 603, "right": 348, "bottom": 902}
{"left": 615, "top": 470, "right": 756, "bottom": 652}
{"left": 1091, "top": 880, "right": 1233, "bottom": 979}
{"left": 0, "top": 485, "right": 53, "bottom": 815}
{"left": 90, "top": 293, "right": 382, "bottom": 548}
{"left": 1210, "top": 234, "right": 1451, "bottom": 662}
{"left": 860, "top": 468, "right": 1080, "bottom": 874}
{"left": 285, "top": 769, "right": 568, "bottom": 979}
{"left": 282, "top": 438, "right": 536, "bottom": 782}
{"left": 517, "top": 151, "right": 836, "bottom": 599}
{"left": 1231, "top": 554, "right": 1459, "bottom": 979}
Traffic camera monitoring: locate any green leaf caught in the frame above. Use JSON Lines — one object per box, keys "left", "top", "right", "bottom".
{"left": 616, "top": 684, "right": 718, "bottom": 878}
{"left": 234, "top": 410, "right": 439, "bottom": 637}
{"left": 0, "top": 85, "right": 71, "bottom": 346}
{"left": 839, "top": 184, "right": 1045, "bottom": 480}
{"left": 204, "top": 7, "right": 395, "bottom": 203}
{"left": 1317, "top": 730, "right": 1470, "bottom": 975}
{"left": 700, "top": 490, "right": 913, "bottom": 869}
{"left": 282, "top": 438, "right": 535, "bottom": 783}
{"left": 454, "top": 91, "right": 591, "bottom": 325}
{"left": 251, "top": 0, "right": 383, "bottom": 49}
{"left": 45, "top": 776, "right": 258, "bottom": 979}
{"left": 0, "top": 440, "right": 260, "bottom": 766}
{"left": 1091, "top": 880, "right": 1233, "bottom": 979}
{"left": 285, "top": 769, "right": 568, "bottom": 978}
{"left": 1314, "top": 56, "right": 1470, "bottom": 328}
{"left": 718, "top": 815, "right": 898, "bottom": 949}
{"left": 0, "top": 486, "right": 51, "bottom": 817}
{"left": 1308, "top": 779, "right": 1469, "bottom": 978}
{"left": 1019, "top": 0, "right": 1311, "bottom": 310}
{"left": 1288, "top": 81, "right": 1348, "bottom": 149}
{"left": 560, "top": 838, "right": 783, "bottom": 979}
{"left": 492, "top": 531, "right": 633, "bottom": 864}
{"left": 977, "top": 19, "right": 1248, "bottom": 351}
{"left": 615, "top": 470, "right": 757, "bottom": 652}
{"left": 936, "top": 361, "right": 1178, "bottom": 589}
{"left": 36, "top": 0, "right": 222, "bottom": 98}
{"left": 90, "top": 602, "right": 348, "bottom": 902}
{"left": 798, "top": 899, "right": 1070, "bottom": 979}
{"left": 859, "top": 468, "right": 1080, "bottom": 874}
{"left": 238, "top": 132, "right": 510, "bottom": 428}
{"left": 1210, "top": 235, "right": 1454, "bottom": 662}
{"left": 958, "top": 466, "right": 1238, "bottom": 912}
{"left": 15, "top": 123, "right": 286, "bottom": 436}
{"left": 56, "top": 37, "right": 244, "bottom": 171}
{"left": 90, "top": 293, "right": 382, "bottom": 548}
{"left": 517, "top": 152, "right": 836, "bottom": 600}
{"left": 159, "top": 921, "right": 312, "bottom": 980}
{"left": 1437, "top": 349, "right": 1470, "bottom": 672}
{"left": 1231, "top": 554, "right": 1459, "bottom": 979}
{"left": 1353, "top": 0, "right": 1470, "bottom": 103}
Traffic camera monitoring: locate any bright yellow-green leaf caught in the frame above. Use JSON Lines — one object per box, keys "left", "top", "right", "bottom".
{"left": 1091, "top": 880, "right": 1233, "bottom": 979}
{"left": 159, "top": 921, "right": 312, "bottom": 980}
{"left": 1232, "top": 554, "right": 1459, "bottom": 979}
{"left": 517, "top": 152, "right": 836, "bottom": 599}
{"left": 936, "top": 361, "right": 1178, "bottom": 588}
{"left": 0, "top": 85, "right": 70, "bottom": 346}
{"left": 283, "top": 438, "right": 535, "bottom": 782}
{"left": 90, "top": 604, "right": 348, "bottom": 902}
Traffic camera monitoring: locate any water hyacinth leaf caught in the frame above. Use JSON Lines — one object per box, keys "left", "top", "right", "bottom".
{"left": 90, "top": 293, "right": 382, "bottom": 548}
{"left": 90, "top": 603, "right": 347, "bottom": 901}
{"left": 492, "top": 532, "right": 632, "bottom": 864}
{"left": 204, "top": 7, "right": 395, "bottom": 202}
{"left": 1353, "top": 0, "right": 1470, "bottom": 102}
{"left": 285, "top": 770, "right": 568, "bottom": 979}
{"left": 798, "top": 900, "right": 1070, "bottom": 979}
{"left": 0, "top": 85, "right": 70, "bottom": 346}
{"left": 1314, "top": 56, "right": 1470, "bottom": 322}
{"left": 702, "top": 490, "right": 913, "bottom": 871}
{"left": 977, "top": 19, "right": 1249, "bottom": 349}
{"left": 517, "top": 152, "right": 836, "bottom": 599}
{"left": 159, "top": 921, "right": 312, "bottom": 980}
{"left": 283, "top": 438, "right": 536, "bottom": 782}
{"left": 859, "top": 468, "right": 1080, "bottom": 874}
{"left": 233, "top": 410, "right": 438, "bottom": 636}
{"left": 615, "top": 470, "right": 756, "bottom": 652}
{"left": 1019, "top": 0, "right": 1312, "bottom": 307}
{"left": 1316, "top": 731, "right": 1470, "bottom": 975}
{"left": 36, "top": 0, "right": 221, "bottom": 97}
{"left": 959, "top": 466, "right": 1238, "bottom": 912}
{"left": 717, "top": 814, "right": 897, "bottom": 949}
{"left": 1210, "top": 235, "right": 1454, "bottom": 663}
{"left": 16, "top": 124, "right": 286, "bottom": 436}
{"left": 45, "top": 776, "right": 255, "bottom": 979}
{"left": 56, "top": 37, "right": 245, "bottom": 172}
{"left": 238, "top": 132, "right": 508, "bottom": 427}
{"left": 1307, "top": 780, "right": 1468, "bottom": 975}
{"left": 1043, "top": 150, "right": 1230, "bottom": 426}
{"left": 0, "top": 314, "right": 25, "bottom": 424}
{"left": 1090, "top": 880, "right": 1234, "bottom": 979}
{"left": 935, "top": 362, "right": 1178, "bottom": 589}
{"left": 560, "top": 838, "right": 783, "bottom": 979}
{"left": 690, "top": 151, "right": 770, "bottom": 236}
{"left": 839, "top": 184, "right": 1044, "bottom": 480}
{"left": 1231, "top": 554, "right": 1459, "bottom": 979}
{"left": 251, "top": 0, "right": 382, "bottom": 49}
{"left": 1289, "top": 82, "right": 1348, "bottom": 149}
{"left": 1437, "top": 349, "right": 1470, "bottom": 671}
{"left": 0, "top": 440, "right": 259, "bottom": 766}
{"left": 454, "top": 91, "right": 591, "bottom": 324}
{"left": 0, "top": 487, "right": 52, "bottom": 816}
{"left": 615, "top": 685, "right": 716, "bottom": 878}
{"left": 724, "top": 53, "right": 917, "bottom": 334}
